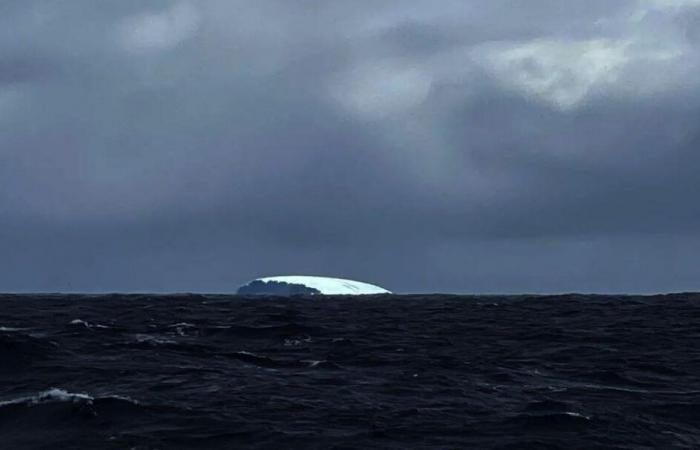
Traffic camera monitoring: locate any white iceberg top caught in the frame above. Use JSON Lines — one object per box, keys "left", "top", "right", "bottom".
{"left": 242, "top": 275, "right": 391, "bottom": 295}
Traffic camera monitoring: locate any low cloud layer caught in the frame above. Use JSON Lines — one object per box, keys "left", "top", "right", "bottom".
{"left": 1, "top": 0, "right": 699, "bottom": 293}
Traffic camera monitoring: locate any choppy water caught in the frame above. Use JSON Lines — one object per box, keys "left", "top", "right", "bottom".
{"left": 1, "top": 293, "right": 700, "bottom": 449}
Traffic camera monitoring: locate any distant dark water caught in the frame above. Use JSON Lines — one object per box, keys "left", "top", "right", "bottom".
{"left": 2, "top": 293, "right": 700, "bottom": 449}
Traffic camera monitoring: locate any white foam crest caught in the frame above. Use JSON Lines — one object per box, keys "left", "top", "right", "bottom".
{"left": 0, "top": 326, "right": 27, "bottom": 332}
{"left": 0, "top": 388, "right": 93, "bottom": 407}
{"left": 284, "top": 336, "right": 312, "bottom": 347}
{"left": 563, "top": 411, "right": 591, "bottom": 420}
{"left": 133, "top": 334, "right": 177, "bottom": 345}
{"left": 168, "top": 322, "right": 196, "bottom": 336}
{"left": 305, "top": 360, "right": 325, "bottom": 368}
{"left": 69, "top": 319, "right": 110, "bottom": 329}
{"left": 0, "top": 388, "right": 141, "bottom": 408}
{"left": 168, "top": 322, "right": 196, "bottom": 328}
{"left": 104, "top": 394, "right": 141, "bottom": 405}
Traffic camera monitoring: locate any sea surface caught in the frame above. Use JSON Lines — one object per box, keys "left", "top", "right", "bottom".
{"left": 1, "top": 293, "right": 700, "bottom": 449}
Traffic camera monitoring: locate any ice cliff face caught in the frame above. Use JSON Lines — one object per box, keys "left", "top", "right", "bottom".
{"left": 237, "top": 276, "right": 391, "bottom": 295}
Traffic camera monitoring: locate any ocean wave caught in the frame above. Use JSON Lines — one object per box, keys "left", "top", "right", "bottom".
{"left": 131, "top": 334, "right": 178, "bottom": 346}
{"left": 503, "top": 411, "right": 593, "bottom": 431}
{"left": 0, "top": 332, "right": 59, "bottom": 368}
{"left": 205, "top": 323, "right": 323, "bottom": 340}
{"left": 0, "top": 388, "right": 139, "bottom": 408}
{"left": 167, "top": 322, "right": 197, "bottom": 336}
{"left": 226, "top": 350, "right": 311, "bottom": 369}
{"left": 0, "top": 326, "right": 28, "bottom": 332}
{"left": 2, "top": 293, "right": 700, "bottom": 448}
{"left": 69, "top": 319, "right": 110, "bottom": 329}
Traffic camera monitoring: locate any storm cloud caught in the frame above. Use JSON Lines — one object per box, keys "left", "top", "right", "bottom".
{"left": 1, "top": 0, "right": 699, "bottom": 293}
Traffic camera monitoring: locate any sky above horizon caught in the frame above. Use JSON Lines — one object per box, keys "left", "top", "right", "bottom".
{"left": 1, "top": 0, "right": 700, "bottom": 294}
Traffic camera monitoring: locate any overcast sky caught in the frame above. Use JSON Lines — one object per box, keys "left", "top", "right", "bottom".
{"left": 1, "top": 0, "right": 699, "bottom": 293}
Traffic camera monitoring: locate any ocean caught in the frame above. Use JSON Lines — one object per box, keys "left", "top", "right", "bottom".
{"left": 1, "top": 293, "right": 699, "bottom": 449}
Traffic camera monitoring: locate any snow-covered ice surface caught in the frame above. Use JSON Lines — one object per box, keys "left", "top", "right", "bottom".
{"left": 243, "top": 275, "right": 391, "bottom": 295}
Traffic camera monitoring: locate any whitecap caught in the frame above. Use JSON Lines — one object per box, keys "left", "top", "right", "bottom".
{"left": 283, "top": 336, "right": 312, "bottom": 347}
{"left": 0, "top": 326, "right": 27, "bottom": 332}
{"left": 69, "top": 319, "right": 110, "bottom": 329}
{"left": 305, "top": 360, "right": 324, "bottom": 367}
{"left": 0, "top": 388, "right": 93, "bottom": 407}
{"left": 0, "top": 388, "right": 140, "bottom": 408}
{"left": 133, "top": 334, "right": 177, "bottom": 345}
{"left": 167, "top": 323, "right": 196, "bottom": 336}
{"left": 168, "top": 322, "right": 196, "bottom": 328}
{"left": 563, "top": 411, "right": 591, "bottom": 420}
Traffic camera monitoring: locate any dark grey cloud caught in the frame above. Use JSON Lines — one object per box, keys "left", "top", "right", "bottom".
{"left": 1, "top": 0, "right": 699, "bottom": 293}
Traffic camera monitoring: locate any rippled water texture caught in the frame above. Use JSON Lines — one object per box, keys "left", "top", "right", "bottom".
{"left": 1, "top": 293, "right": 700, "bottom": 449}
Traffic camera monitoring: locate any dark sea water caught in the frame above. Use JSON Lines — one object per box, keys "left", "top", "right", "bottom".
{"left": 2, "top": 293, "right": 700, "bottom": 449}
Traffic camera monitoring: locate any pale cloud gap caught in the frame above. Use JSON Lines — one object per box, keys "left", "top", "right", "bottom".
{"left": 328, "top": 0, "right": 695, "bottom": 115}
{"left": 472, "top": 39, "right": 629, "bottom": 110}
{"left": 330, "top": 60, "right": 433, "bottom": 118}
{"left": 117, "top": 2, "right": 201, "bottom": 52}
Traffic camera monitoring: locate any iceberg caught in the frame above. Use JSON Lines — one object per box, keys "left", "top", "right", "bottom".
{"left": 237, "top": 275, "right": 391, "bottom": 296}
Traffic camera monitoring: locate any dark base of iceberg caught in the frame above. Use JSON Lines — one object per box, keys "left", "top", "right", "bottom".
{"left": 237, "top": 280, "right": 321, "bottom": 296}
